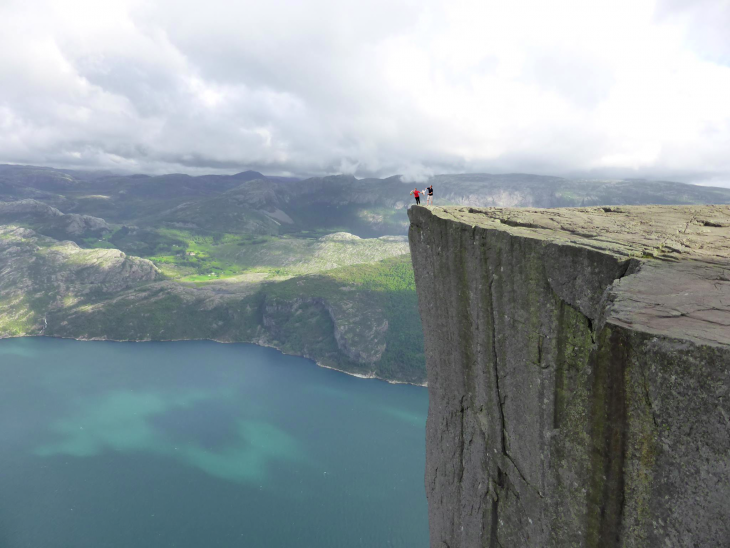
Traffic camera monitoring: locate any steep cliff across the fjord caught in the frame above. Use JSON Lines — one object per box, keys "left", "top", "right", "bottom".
{"left": 0, "top": 226, "right": 424, "bottom": 384}
{"left": 408, "top": 205, "right": 730, "bottom": 548}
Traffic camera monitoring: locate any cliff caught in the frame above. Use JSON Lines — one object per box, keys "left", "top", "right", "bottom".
{"left": 408, "top": 205, "right": 730, "bottom": 547}
{"left": 0, "top": 226, "right": 424, "bottom": 384}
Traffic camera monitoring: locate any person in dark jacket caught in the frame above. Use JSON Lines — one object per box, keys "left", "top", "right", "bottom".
{"left": 426, "top": 184, "right": 434, "bottom": 205}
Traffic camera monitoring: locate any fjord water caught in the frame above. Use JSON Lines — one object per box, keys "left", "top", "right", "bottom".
{"left": 0, "top": 338, "right": 428, "bottom": 548}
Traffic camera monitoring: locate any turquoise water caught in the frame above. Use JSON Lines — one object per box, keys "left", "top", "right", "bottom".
{"left": 0, "top": 338, "right": 429, "bottom": 547}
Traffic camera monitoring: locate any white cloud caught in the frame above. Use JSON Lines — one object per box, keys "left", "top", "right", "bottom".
{"left": 0, "top": 0, "right": 729, "bottom": 182}
{"left": 400, "top": 164, "right": 434, "bottom": 183}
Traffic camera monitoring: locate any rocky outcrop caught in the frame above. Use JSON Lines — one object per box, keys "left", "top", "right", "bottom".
{"left": 408, "top": 205, "right": 730, "bottom": 548}
{"left": 63, "top": 212, "right": 111, "bottom": 236}
{"left": 0, "top": 199, "right": 64, "bottom": 218}
{"left": 0, "top": 226, "right": 159, "bottom": 292}
{"left": 0, "top": 226, "right": 161, "bottom": 336}
{"left": 0, "top": 199, "right": 110, "bottom": 239}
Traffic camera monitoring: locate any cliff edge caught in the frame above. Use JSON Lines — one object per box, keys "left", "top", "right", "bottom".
{"left": 408, "top": 205, "right": 730, "bottom": 547}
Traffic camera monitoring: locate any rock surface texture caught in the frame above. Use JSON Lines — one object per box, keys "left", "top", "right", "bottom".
{"left": 408, "top": 205, "right": 730, "bottom": 548}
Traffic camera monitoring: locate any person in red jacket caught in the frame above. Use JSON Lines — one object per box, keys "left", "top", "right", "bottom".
{"left": 411, "top": 187, "right": 420, "bottom": 205}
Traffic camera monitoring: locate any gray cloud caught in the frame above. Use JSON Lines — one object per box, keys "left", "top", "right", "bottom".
{"left": 0, "top": 0, "right": 729, "bottom": 183}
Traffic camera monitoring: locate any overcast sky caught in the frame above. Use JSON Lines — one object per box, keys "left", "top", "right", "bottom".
{"left": 1, "top": 0, "right": 729, "bottom": 184}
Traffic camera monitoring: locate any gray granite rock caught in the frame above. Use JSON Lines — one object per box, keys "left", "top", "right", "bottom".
{"left": 408, "top": 205, "right": 730, "bottom": 548}
{"left": 0, "top": 199, "right": 110, "bottom": 239}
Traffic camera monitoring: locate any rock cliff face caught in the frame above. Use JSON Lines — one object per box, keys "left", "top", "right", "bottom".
{"left": 260, "top": 294, "right": 388, "bottom": 366}
{"left": 408, "top": 205, "right": 730, "bottom": 548}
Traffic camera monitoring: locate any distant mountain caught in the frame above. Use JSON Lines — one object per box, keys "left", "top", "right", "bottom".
{"left": 3, "top": 164, "right": 730, "bottom": 236}
{"left": 231, "top": 170, "right": 266, "bottom": 181}
{"left": 156, "top": 180, "right": 288, "bottom": 234}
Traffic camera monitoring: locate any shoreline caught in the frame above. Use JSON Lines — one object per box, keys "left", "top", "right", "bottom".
{"left": 1, "top": 333, "right": 427, "bottom": 388}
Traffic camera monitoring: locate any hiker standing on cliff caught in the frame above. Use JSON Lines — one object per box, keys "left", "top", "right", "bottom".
{"left": 411, "top": 187, "right": 420, "bottom": 205}
{"left": 426, "top": 184, "right": 434, "bottom": 206}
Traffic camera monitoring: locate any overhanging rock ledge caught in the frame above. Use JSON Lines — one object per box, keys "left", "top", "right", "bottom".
{"left": 408, "top": 205, "right": 730, "bottom": 548}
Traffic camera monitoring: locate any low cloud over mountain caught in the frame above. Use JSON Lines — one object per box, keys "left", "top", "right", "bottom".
{"left": 1, "top": 0, "right": 729, "bottom": 185}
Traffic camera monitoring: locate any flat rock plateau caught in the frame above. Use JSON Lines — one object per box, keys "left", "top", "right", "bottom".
{"left": 408, "top": 205, "right": 730, "bottom": 547}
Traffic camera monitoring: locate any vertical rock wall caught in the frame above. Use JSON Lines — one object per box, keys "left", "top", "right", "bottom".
{"left": 409, "top": 205, "right": 730, "bottom": 548}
